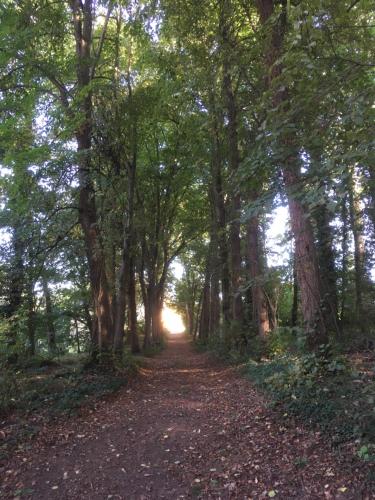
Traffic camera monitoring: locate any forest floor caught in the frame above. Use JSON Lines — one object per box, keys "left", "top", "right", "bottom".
{"left": 1, "top": 334, "right": 374, "bottom": 499}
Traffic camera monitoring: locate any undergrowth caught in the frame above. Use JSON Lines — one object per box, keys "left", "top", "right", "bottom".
{"left": 0, "top": 350, "right": 139, "bottom": 461}
{"left": 0, "top": 350, "right": 139, "bottom": 417}
{"left": 196, "top": 327, "right": 375, "bottom": 462}
{"left": 245, "top": 347, "right": 375, "bottom": 462}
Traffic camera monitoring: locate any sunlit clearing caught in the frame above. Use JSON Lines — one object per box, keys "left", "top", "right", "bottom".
{"left": 162, "top": 306, "right": 185, "bottom": 334}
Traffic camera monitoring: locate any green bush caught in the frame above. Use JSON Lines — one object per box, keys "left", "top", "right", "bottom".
{"left": 195, "top": 323, "right": 266, "bottom": 363}
{"left": 268, "top": 326, "right": 306, "bottom": 356}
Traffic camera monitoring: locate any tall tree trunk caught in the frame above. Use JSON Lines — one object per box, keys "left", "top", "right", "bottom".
{"left": 340, "top": 195, "right": 349, "bottom": 329}
{"left": 106, "top": 241, "right": 117, "bottom": 329}
{"left": 209, "top": 263, "right": 221, "bottom": 337}
{"left": 113, "top": 241, "right": 126, "bottom": 353}
{"left": 185, "top": 273, "right": 197, "bottom": 337}
{"left": 194, "top": 292, "right": 203, "bottom": 340}
{"left": 42, "top": 276, "right": 57, "bottom": 354}
{"left": 127, "top": 256, "right": 140, "bottom": 353}
{"left": 26, "top": 281, "right": 36, "bottom": 357}
{"left": 348, "top": 167, "right": 366, "bottom": 326}
{"left": 199, "top": 250, "right": 212, "bottom": 341}
{"left": 314, "top": 202, "right": 339, "bottom": 334}
{"left": 139, "top": 254, "right": 152, "bottom": 349}
{"left": 6, "top": 224, "right": 24, "bottom": 362}
{"left": 366, "top": 166, "right": 375, "bottom": 233}
{"left": 185, "top": 304, "right": 192, "bottom": 336}
{"left": 74, "top": 318, "right": 81, "bottom": 354}
{"left": 151, "top": 287, "right": 164, "bottom": 343}
{"left": 144, "top": 294, "right": 152, "bottom": 348}
{"left": 84, "top": 298, "right": 98, "bottom": 353}
{"left": 256, "top": 0, "right": 328, "bottom": 349}
{"left": 206, "top": 207, "right": 221, "bottom": 337}
{"left": 244, "top": 254, "right": 254, "bottom": 325}
{"left": 309, "top": 150, "right": 339, "bottom": 333}
{"left": 71, "top": 0, "right": 113, "bottom": 353}
{"left": 208, "top": 89, "right": 231, "bottom": 330}
{"left": 291, "top": 252, "right": 298, "bottom": 327}
{"left": 221, "top": 9, "right": 244, "bottom": 324}
{"left": 198, "top": 285, "right": 211, "bottom": 341}
{"left": 284, "top": 166, "right": 327, "bottom": 347}
{"left": 124, "top": 67, "right": 140, "bottom": 354}
{"left": 144, "top": 301, "right": 152, "bottom": 348}
{"left": 246, "top": 213, "right": 270, "bottom": 338}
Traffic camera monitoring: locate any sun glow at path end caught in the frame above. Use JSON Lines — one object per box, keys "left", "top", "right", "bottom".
{"left": 162, "top": 306, "right": 185, "bottom": 334}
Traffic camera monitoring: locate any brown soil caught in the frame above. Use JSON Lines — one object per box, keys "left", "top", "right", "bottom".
{"left": 1, "top": 334, "right": 373, "bottom": 499}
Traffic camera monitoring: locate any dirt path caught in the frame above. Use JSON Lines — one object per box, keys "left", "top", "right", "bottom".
{"left": 1, "top": 334, "right": 372, "bottom": 499}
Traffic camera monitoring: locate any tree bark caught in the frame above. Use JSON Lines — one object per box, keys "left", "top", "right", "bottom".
{"left": 42, "top": 276, "right": 57, "bottom": 354}
{"left": 139, "top": 247, "right": 152, "bottom": 349}
{"left": 256, "top": 0, "right": 328, "bottom": 349}
{"left": 348, "top": 167, "right": 366, "bottom": 326}
{"left": 127, "top": 256, "right": 140, "bottom": 353}
{"left": 124, "top": 68, "right": 140, "bottom": 354}
{"left": 209, "top": 261, "right": 221, "bottom": 337}
{"left": 6, "top": 224, "right": 24, "bottom": 362}
{"left": 284, "top": 165, "right": 327, "bottom": 347}
{"left": 194, "top": 292, "right": 203, "bottom": 340}
{"left": 221, "top": 9, "right": 244, "bottom": 324}
{"left": 246, "top": 213, "right": 270, "bottom": 338}
{"left": 309, "top": 150, "right": 339, "bottom": 334}
{"left": 113, "top": 240, "right": 126, "bottom": 353}
{"left": 26, "top": 281, "right": 36, "bottom": 357}
{"left": 314, "top": 202, "right": 339, "bottom": 334}
{"left": 151, "top": 286, "right": 164, "bottom": 343}
{"left": 366, "top": 166, "right": 375, "bottom": 233}
{"left": 291, "top": 252, "right": 298, "bottom": 327}
{"left": 340, "top": 194, "right": 349, "bottom": 329}
{"left": 74, "top": 318, "right": 81, "bottom": 354}
{"left": 198, "top": 249, "right": 212, "bottom": 341}
{"left": 208, "top": 89, "right": 231, "bottom": 331}
{"left": 71, "top": 0, "right": 113, "bottom": 353}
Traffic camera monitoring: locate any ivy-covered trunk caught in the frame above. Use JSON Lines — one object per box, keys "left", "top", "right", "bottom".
{"left": 348, "top": 167, "right": 366, "bottom": 327}
{"left": 26, "top": 281, "right": 36, "bottom": 357}
{"left": 42, "top": 276, "right": 57, "bottom": 354}
{"left": 6, "top": 223, "right": 24, "bottom": 362}
{"left": 209, "top": 89, "right": 231, "bottom": 331}
{"left": 221, "top": 9, "right": 244, "bottom": 325}
{"left": 339, "top": 194, "right": 349, "bottom": 328}
{"left": 314, "top": 202, "right": 339, "bottom": 334}
{"left": 72, "top": 0, "right": 113, "bottom": 353}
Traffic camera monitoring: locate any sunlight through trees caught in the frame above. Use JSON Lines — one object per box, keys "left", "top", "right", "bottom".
{"left": 162, "top": 307, "right": 185, "bottom": 335}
